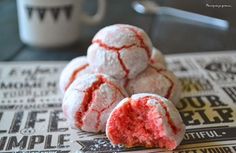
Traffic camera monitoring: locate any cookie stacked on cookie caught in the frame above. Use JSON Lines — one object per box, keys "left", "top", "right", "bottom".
{"left": 60, "top": 24, "right": 180, "bottom": 103}
{"left": 60, "top": 24, "right": 185, "bottom": 150}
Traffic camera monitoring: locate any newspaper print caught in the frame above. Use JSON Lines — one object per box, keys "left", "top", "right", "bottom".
{"left": 0, "top": 51, "right": 236, "bottom": 153}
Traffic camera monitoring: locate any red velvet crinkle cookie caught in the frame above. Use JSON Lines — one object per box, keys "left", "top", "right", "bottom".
{"left": 126, "top": 64, "right": 181, "bottom": 105}
{"left": 62, "top": 73, "right": 128, "bottom": 133}
{"left": 59, "top": 56, "right": 92, "bottom": 93}
{"left": 106, "top": 93, "right": 185, "bottom": 150}
{"left": 87, "top": 24, "right": 152, "bottom": 79}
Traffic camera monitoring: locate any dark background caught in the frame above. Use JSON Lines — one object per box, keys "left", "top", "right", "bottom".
{"left": 0, "top": 0, "right": 235, "bottom": 61}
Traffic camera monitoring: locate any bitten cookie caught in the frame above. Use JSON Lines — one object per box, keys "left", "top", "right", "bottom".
{"left": 87, "top": 24, "right": 152, "bottom": 79}
{"left": 106, "top": 93, "right": 185, "bottom": 150}
{"left": 150, "top": 48, "right": 166, "bottom": 67}
{"left": 62, "top": 73, "right": 128, "bottom": 133}
{"left": 126, "top": 64, "right": 181, "bottom": 105}
{"left": 59, "top": 56, "right": 92, "bottom": 93}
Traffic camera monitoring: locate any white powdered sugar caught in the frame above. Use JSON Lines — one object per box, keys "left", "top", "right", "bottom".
{"left": 87, "top": 24, "right": 152, "bottom": 79}
{"left": 59, "top": 56, "right": 92, "bottom": 93}
{"left": 126, "top": 64, "right": 181, "bottom": 105}
{"left": 151, "top": 47, "right": 167, "bottom": 67}
{"left": 62, "top": 73, "right": 128, "bottom": 133}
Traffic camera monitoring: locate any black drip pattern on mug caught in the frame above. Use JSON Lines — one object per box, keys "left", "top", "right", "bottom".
{"left": 25, "top": 5, "right": 73, "bottom": 22}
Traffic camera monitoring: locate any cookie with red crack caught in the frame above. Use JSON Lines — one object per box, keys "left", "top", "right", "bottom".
{"left": 62, "top": 73, "right": 128, "bottom": 133}
{"left": 150, "top": 47, "right": 166, "bottom": 67}
{"left": 125, "top": 64, "right": 181, "bottom": 105}
{"left": 87, "top": 24, "right": 152, "bottom": 79}
{"left": 59, "top": 56, "right": 92, "bottom": 93}
{"left": 106, "top": 93, "right": 185, "bottom": 150}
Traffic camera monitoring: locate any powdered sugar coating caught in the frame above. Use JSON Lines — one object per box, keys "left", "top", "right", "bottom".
{"left": 150, "top": 48, "right": 166, "bottom": 67}
{"left": 126, "top": 64, "right": 181, "bottom": 105}
{"left": 62, "top": 73, "right": 128, "bottom": 133}
{"left": 59, "top": 56, "right": 92, "bottom": 93}
{"left": 106, "top": 93, "right": 185, "bottom": 150}
{"left": 87, "top": 24, "right": 152, "bottom": 79}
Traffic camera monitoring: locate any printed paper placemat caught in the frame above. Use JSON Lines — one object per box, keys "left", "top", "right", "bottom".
{"left": 0, "top": 51, "right": 236, "bottom": 153}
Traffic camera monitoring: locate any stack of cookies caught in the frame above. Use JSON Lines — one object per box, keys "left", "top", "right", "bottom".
{"left": 59, "top": 24, "right": 185, "bottom": 150}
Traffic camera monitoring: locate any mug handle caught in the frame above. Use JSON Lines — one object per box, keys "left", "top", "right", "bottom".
{"left": 80, "top": 0, "right": 106, "bottom": 25}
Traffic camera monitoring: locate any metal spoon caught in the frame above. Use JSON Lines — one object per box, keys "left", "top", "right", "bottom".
{"left": 132, "top": 0, "right": 229, "bottom": 30}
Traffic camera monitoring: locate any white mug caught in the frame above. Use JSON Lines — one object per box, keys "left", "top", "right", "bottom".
{"left": 17, "top": 0, "right": 106, "bottom": 48}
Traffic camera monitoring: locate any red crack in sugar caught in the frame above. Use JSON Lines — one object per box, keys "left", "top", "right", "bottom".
{"left": 150, "top": 59, "right": 155, "bottom": 64}
{"left": 65, "top": 64, "right": 89, "bottom": 90}
{"left": 156, "top": 97, "right": 179, "bottom": 135}
{"left": 150, "top": 65, "right": 174, "bottom": 99}
{"left": 93, "top": 39, "right": 134, "bottom": 78}
{"left": 141, "top": 96, "right": 179, "bottom": 135}
{"left": 161, "top": 73, "right": 174, "bottom": 98}
{"left": 75, "top": 75, "right": 126, "bottom": 131}
{"left": 124, "top": 27, "right": 151, "bottom": 58}
{"left": 75, "top": 75, "right": 105, "bottom": 127}
{"left": 117, "top": 52, "right": 129, "bottom": 78}
{"left": 93, "top": 39, "right": 135, "bottom": 51}
{"left": 92, "top": 79, "right": 126, "bottom": 130}
{"left": 92, "top": 93, "right": 116, "bottom": 130}
{"left": 124, "top": 79, "right": 129, "bottom": 88}
{"left": 106, "top": 80, "right": 127, "bottom": 98}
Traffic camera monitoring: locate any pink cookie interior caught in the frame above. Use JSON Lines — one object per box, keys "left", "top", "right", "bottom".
{"left": 107, "top": 96, "right": 180, "bottom": 150}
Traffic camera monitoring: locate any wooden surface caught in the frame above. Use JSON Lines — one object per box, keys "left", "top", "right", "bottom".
{"left": 0, "top": 0, "right": 236, "bottom": 61}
